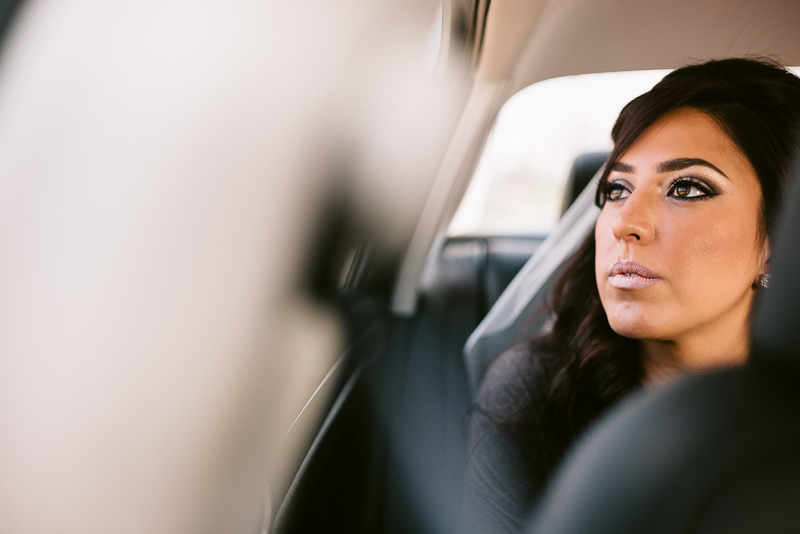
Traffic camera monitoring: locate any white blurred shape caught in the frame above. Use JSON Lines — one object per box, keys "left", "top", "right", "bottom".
{"left": 0, "top": 0, "right": 460, "bottom": 532}
{"left": 424, "top": 1, "right": 443, "bottom": 72}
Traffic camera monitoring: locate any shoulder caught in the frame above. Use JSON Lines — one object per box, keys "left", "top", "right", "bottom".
{"left": 474, "top": 341, "right": 554, "bottom": 421}
{"left": 463, "top": 342, "right": 557, "bottom": 533}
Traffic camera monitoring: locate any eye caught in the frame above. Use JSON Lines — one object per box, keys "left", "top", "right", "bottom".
{"left": 667, "top": 178, "right": 714, "bottom": 199}
{"left": 604, "top": 181, "right": 631, "bottom": 201}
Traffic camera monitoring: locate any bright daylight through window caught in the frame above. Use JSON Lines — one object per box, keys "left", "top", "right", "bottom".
{"left": 448, "top": 70, "right": 671, "bottom": 236}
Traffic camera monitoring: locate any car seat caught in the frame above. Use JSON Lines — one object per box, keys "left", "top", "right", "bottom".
{"left": 462, "top": 155, "right": 606, "bottom": 397}
{"left": 526, "top": 159, "right": 800, "bottom": 533}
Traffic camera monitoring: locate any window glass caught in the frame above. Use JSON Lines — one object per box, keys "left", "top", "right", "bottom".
{"left": 447, "top": 70, "right": 671, "bottom": 236}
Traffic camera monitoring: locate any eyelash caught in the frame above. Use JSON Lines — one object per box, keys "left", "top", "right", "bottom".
{"left": 601, "top": 176, "right": 717, "bottom": 203}
{"left": 667, "top": 177, "right": 716, "bottom": 199}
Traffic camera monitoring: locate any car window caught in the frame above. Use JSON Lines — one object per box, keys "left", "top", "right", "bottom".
{"left": 447, "top": 70, "right": 671, "bottom": 237}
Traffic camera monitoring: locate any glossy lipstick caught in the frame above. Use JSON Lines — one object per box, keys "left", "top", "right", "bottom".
{"left": 608, "top": 260, "right": 661, "bottom": 289}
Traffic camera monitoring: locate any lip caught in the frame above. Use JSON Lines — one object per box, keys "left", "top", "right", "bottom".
{"left": 607, "top": 260, "right": 662, "bottom": 290}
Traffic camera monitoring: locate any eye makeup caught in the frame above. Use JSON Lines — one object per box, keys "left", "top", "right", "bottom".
{"left": 601, "top": 179, "right": 631, "bottom": 201}
{"left": 666, "top": 176, "right": 719, "bottom": 200}
{"left": 601, "top": 171, "right": 722, "bottom": 204}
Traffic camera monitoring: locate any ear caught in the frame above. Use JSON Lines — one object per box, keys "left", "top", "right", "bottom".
{"left": 753, "top": 236, "right": 771, "bottom": 288}
{"left": 759, "top": 236, "right": 771, "bottom": 272}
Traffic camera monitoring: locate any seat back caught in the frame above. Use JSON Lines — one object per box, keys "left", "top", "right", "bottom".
{"left": 750, "top": 175, "right": 800, "bottom": 368}
{"left": 463, "top": 159, "right": 604, "bottom": 397}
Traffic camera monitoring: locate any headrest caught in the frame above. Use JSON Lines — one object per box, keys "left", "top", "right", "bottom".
{"left": 560, "top": 152, "right": 609, "bottom": 216}
{"left": 751, "top": 158, "right": 800, "bottom": 368}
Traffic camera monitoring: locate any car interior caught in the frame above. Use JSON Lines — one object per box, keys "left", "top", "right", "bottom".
{"left": 273, "top": 1, "right": 800, "bottom": 533}
{"left": 2, "top": 0, "right": 800, "bottom": 533}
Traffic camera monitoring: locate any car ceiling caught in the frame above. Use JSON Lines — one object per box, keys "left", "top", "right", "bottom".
{"left": 480, "top": 0, "right": 800, "bottom": 89}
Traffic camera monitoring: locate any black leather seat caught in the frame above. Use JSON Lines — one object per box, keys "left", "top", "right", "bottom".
{"left": 560, "top": 151, "right": 609, "bottom": 216}
{"left": 527, "top": 160, "right": 800, "bottom": 533}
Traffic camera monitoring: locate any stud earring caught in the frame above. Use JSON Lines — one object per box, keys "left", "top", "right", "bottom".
{"left": 760, "top": 273, "right": 770, "bottom": 289}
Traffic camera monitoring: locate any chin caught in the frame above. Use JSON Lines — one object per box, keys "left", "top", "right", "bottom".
{"left": 608, "top": 322, "right": 658, "bottom": 339}
{"left": 605, "top": 307, "right": 666, "bottom": 340}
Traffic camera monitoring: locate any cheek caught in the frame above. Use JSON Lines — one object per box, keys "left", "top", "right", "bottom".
{"left": 667, "top": 221, "right": 722, "bottom": 274}
{"left": 594, "top": 210, "right": 619, "bottom": 309}
{"left": 663, "top": 211, "right": 760, "bottom": 294}
{"left": 594, "top": 211, "right": 615, "bottom": 273}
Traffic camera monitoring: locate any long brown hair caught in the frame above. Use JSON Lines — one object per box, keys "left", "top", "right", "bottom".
{"left": 537, "top": 57, "right": 800, "bottom": 448}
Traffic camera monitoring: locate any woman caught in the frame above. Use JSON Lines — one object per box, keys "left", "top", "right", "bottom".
{"left": 463, "top": 57, "right": 800, "bottom": 534}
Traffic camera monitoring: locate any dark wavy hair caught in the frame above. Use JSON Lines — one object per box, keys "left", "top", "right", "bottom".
{"left": 537, "top": 57, "right": 800, "bottom": 450}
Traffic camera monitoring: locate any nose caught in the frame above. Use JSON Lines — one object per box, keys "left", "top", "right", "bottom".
{"left": 610, "top": 191, "right": 655, "bottom": 245}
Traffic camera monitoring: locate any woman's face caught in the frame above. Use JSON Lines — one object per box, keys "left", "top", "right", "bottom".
{"left": 595, "top": 107, "right": 766, "bottom": 346}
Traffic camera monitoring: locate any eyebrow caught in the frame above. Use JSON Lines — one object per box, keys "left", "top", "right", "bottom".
{"left": 656, "top": 158, "right": 729, "bottom": 178}
{"left": 609, "top": 161, "right": 634, "bottom": 173}
{"left": 609, "top": 158, "right": 729, "bottom": 178}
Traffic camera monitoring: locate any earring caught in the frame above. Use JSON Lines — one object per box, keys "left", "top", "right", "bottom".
{"left": 760, "top": 273, "right": 770, "bottom": 289}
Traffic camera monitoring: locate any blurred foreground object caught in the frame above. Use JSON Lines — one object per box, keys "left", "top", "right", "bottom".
{"left": 0, "top": 0, "right": 463, "bottom": 532}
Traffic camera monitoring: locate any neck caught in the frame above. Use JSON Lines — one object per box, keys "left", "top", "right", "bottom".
{"left": 640, "top": 309, "right": 751, "bottom": 389}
